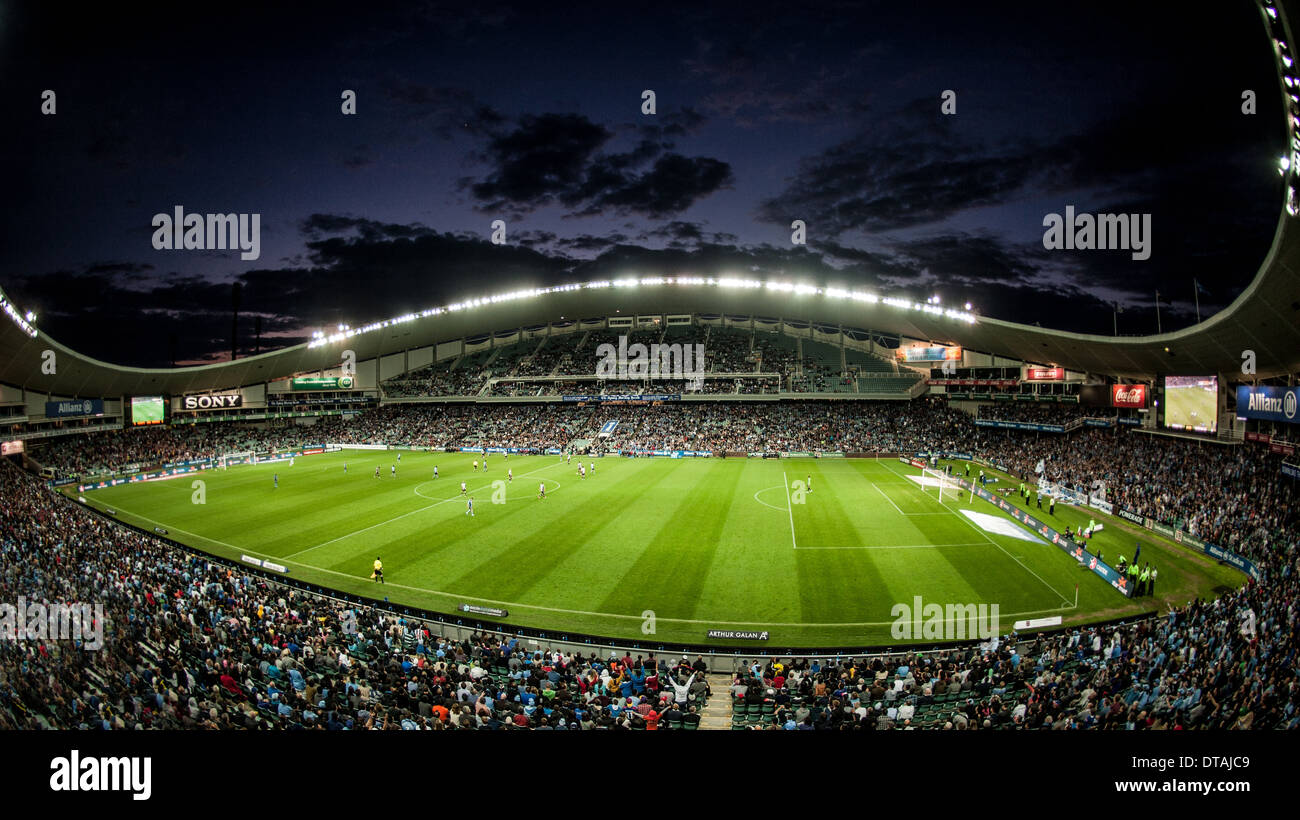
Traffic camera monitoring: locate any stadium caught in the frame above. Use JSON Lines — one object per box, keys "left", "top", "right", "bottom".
{"left": 0, "top": 1, "right": 1297, "bottom": 754}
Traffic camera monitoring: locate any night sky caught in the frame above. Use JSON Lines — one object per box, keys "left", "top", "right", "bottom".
{"left": 0, "top": 1, "right": 1285, "bottom": 366}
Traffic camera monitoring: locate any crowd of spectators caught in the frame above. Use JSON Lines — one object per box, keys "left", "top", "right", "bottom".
{"left": 0, "top": 459, "right": 717, "bottom": 730}
{"left": 34, "top": 426, "right": 286, "bottom": 478}
{"left": 7, "top": 395, "right": 1300, "bottom": 730}
{"left": 30, "top": 398, "right": 1298, "bottom": 577}
{"left": 976, "top": 402, "right": 1088, "bottom": 425}
{"left": 972, "top": 428, "right": 1298, "bottom": 568}
{"left": 376, "top": 327, "right": 919, "bottom": 397}
{"left": 384, "top": 367, "right": 487, "bottom": 398}
{"left": 729, "top": 569, "right": 1297, "bottom": 730}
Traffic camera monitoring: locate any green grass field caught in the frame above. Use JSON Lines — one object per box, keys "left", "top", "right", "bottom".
{"left": 71, "top": 449, "right": 1246, "bottom": 648}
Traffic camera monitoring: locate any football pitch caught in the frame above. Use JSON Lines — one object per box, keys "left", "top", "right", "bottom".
{"left": 73, "top": 450, "right": 1244, "bottom": 647}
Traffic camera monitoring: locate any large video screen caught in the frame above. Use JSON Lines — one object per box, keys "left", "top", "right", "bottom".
{"left": 1163, "top": 375, "right": 1217, "bottom": 434}
{"left": 896, "top": 345, "right": 961, "bottom": 363}
{"left": 130, "top": 395, "right": 166, "bottom": 426}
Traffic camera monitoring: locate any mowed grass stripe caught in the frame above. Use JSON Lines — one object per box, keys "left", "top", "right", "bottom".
{"left": 791, "top": 463, "right": 902, "bottom": 622}
{"left": 322, "top": 454, "right": 587, "bottom": 576}
{"left": 316, "top": 458, "right": 573, "bottom": 581}
{"left": 436, "top": 459, "right": 678, "bottom": 602}
{"left": 508, "top": 461, "right": 711, "bottom": 614}
{"left": 689, "top": 459, "right": 803, "bottom": 625}
{"left": 596, "top": 458, "right": 744, "bottom": 620}
{"left": 300, "top": 455, "right": 565, "bottom": 567}
{"left": 386, "top": 458, "right": 643, "bottom": 587}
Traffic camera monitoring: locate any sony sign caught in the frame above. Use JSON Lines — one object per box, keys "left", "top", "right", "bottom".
{"left": 182, "top": 393, "right": 243, "bottom": 411}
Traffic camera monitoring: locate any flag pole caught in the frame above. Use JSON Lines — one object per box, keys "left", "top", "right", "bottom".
{"left": 1155, "top": 290, "right": 1162, "bottom": 333}
{"left": 1193, "top": 280, "right": 1201, "bottom": 324}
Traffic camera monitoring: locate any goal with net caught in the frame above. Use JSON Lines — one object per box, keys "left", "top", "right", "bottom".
{"left": 217, "top": 451, "right": 256, "bottom": 470}
{"left": 919, "top": 465, "right": 964, "bottom": 503}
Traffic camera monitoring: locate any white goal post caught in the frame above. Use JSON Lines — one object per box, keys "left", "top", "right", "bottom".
{"left": 217, "top": 451, "right": 255, "bottom": 470}
{"left": 920, "top": 465, "right": 964, "bottom": 503}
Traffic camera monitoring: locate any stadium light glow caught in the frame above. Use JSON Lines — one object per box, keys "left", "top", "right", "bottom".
{"left": 304, "top": 275, "right": 978, "bottom": 348}
{"left": 0, "top": 287, "right": 39, "bottom": 339}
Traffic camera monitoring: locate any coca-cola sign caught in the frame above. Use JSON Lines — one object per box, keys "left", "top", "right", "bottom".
{"left": 1111, "top": 384, "right": 1147, "bottom": 408}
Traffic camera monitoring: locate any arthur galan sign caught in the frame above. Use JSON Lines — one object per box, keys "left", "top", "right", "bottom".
{"left": 182, "top": 393, "right": 242, "bottom": 411}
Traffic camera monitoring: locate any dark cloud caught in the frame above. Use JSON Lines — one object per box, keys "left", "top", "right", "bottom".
{"left": 299, "top": 214, "right": 434, "bottom": 243}
{"left": 635, "top": 221, "right": 739, "bottom": 249}
{"left": 468, "top": 113, "right": 613, "bottom": 210}
{"left": 759, "top": 98, "right": 1041, "bottom": 235}
{"left": 465, "top": 113, "right": 732, "bottom": 218}
{"left": 567, "top": 153, "right": 733, "bottom": 218}
{"left": 553, "top": 234, "right": 629, "bottom": 253}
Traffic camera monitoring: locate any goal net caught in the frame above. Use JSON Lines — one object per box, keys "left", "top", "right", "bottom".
{"left": 919, "top": 465, "right": 964, "bottom": 503}
{"left": 217, "top": 451, "right": 255, "bottom": 470}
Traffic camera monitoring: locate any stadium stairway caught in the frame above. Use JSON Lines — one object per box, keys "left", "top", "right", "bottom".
{"left": 698, "top": 673, "right": 734, "bottom": 730}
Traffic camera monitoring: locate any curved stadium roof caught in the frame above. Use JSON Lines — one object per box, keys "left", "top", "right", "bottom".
{"left": 2, "top": 2, "right": 1299, "bottom": 398}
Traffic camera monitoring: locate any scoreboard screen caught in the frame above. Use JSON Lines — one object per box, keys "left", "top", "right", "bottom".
{"left": 130, "top": 396, "right": 167, "bottom": 426}
{"left": 1162, "top": 376, "right": 1217, "bottom": 434}
{"left": 896, "top": 345, "right": 961, "bottom": 363}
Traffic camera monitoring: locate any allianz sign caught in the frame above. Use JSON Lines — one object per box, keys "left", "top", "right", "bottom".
{"left": 1236, "top": 385, "right": 1298, "bottom": 423}
{"left": 182, "top": 393, "right": 242, "bottom": 410}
